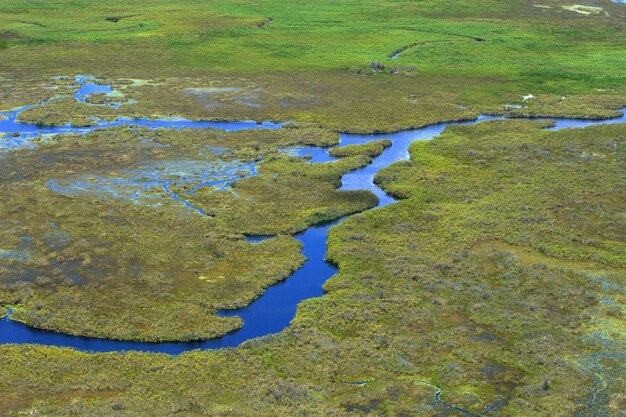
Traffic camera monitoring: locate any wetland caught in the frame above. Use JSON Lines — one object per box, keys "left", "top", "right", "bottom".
{"left": 0, "top": 1, "right": 625, "bottom": 416}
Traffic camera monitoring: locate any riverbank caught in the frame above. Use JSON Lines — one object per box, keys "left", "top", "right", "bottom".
{"left": 2, "top": 117, "right": 624, "bottom": 416}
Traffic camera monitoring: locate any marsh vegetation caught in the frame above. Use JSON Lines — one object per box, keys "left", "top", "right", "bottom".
{"left": 1, "top": 120, "right": 624, "bottom": 416}
{"left": 0, "top": 125, "right": 379, "bottom": 341}
{"left": 0, "top": 0, "right": 625, "bottom": 416}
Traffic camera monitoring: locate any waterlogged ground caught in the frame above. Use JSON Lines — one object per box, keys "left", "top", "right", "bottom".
{"left": 1, "top": 112, "right": 624, "bottom": 416}
{"left": 0, "top": 0, "right": 625, "bottom": 412}
{"left": 0, "top": 74, "right": 624, "bottom": 416}
{"left": 0, "top": 124, "right": 386, "bottom": 343}
{"left": 0, "top": 77, "right": 387, "bottom": 342}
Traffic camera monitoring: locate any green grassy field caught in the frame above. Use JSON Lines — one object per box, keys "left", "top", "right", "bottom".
{"left": 0, "top": 0, "right": 625, "bottom": 416}
{"left": 1, "top": 0, "right": 625, "bottom": 81}
{"left": 1, "top": 0, "right": 626, "bottom": 131}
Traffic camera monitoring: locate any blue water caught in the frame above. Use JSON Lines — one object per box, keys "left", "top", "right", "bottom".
{"left": 74, "top": 75, "right": 116, "bottom": 103}
{"left": 280, "top": 146, "right": 338, "bottom": 163}
{"left": 0, "top": 76, "right": 281, "bottom": 151}
{"left": 0, "top": 114, "right": 282, "bottom": 150}
{"left": 0, "top": 78, "right": 624, "bottom": 353}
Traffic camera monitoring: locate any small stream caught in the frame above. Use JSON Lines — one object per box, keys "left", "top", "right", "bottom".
{"left": 0, "top": 75, "right": 281, "bottom": 152}
{"left": 0, "top": 77, "right": 625, "bottom": 353}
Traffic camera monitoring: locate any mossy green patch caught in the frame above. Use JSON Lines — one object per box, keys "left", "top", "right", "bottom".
{"left": 329, "top": 140, "right": 392, "bottom": 158}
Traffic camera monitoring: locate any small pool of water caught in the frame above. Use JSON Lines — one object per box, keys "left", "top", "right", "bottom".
{"left": 74, "top": 75, "right": 117, "bottom": 103}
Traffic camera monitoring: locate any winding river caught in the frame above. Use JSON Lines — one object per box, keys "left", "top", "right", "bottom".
{"left": 1, "top": 77, "right": 625, "bottom": 353}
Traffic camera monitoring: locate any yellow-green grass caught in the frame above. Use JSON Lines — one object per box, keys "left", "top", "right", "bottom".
{"left": 0, "top": 126, "right": 377, "bottom": 341}
{"left": 1, "top": 121, "right": 623, "bottom": 416}
{"left": 1, "top": 0, "right": 625, "bottom": 132}
{"left": 329, "top": 140, "right": 392, "bottom": 158}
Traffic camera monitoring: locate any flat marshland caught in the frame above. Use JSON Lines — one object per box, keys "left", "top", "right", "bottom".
{"left": 0, "top": 1, "right": 625, "bottom": 416}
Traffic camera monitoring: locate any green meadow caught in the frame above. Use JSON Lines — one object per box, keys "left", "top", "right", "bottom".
{"left": 2, "top": 0, "right": 626, "bottom": 130}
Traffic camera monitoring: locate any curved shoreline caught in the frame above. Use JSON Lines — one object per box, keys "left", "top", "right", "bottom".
{"left": 0, "top": 80, "right": 624, "bottom": 353}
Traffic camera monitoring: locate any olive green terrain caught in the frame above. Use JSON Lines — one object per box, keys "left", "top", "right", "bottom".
{"left": 0, "top": 126, "right": 377, "bottom": 341}
{"left": 329, "top": 140, "right": 392, "bottom": 158}
{"left": 1, "top": 121, "right": 624, "bottom": 416}
{"left": 0, "top": 0, "right": 625, "bottom": 415}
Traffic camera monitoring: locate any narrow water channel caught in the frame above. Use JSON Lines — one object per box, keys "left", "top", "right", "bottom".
{"left": 1, "top": 78, "right": 624, "bottom": 353}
